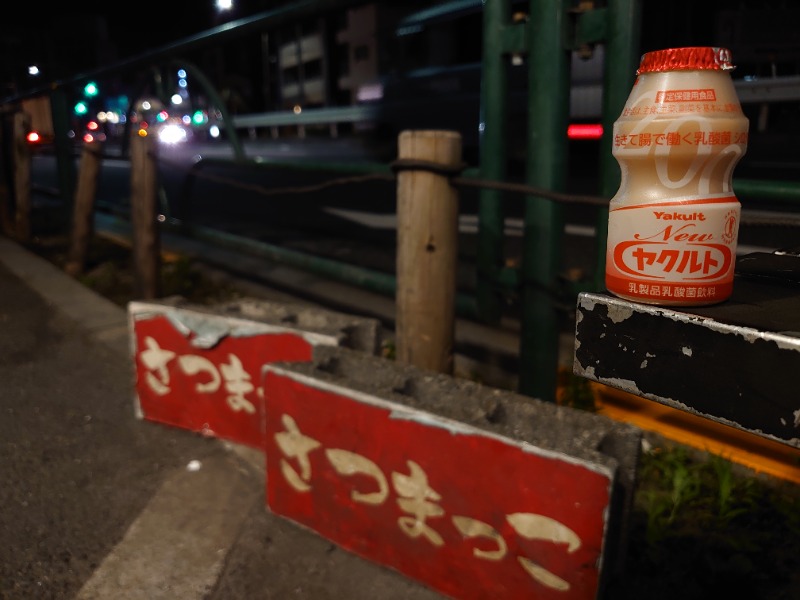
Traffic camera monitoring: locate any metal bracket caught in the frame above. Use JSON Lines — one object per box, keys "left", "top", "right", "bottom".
{"left": 568, "top": 2, "right": 608, "bottom": 57}
{"left": 500, "top": 13, "right": 528, "bottom": 55}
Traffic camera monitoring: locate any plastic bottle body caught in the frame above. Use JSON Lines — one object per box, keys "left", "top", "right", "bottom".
{"left": 605, "top": 48, "right": 749, "bottom": 306}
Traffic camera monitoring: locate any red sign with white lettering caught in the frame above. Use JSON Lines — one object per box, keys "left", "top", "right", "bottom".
{"left": 263, "top": 367, "right": 614, "bottom": 600}
{"left": 132, "top": 313, "right": 315, "bottom": 448}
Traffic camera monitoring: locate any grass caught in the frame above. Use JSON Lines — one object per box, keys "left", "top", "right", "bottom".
{"left": 606, "top": 443, "right": 800, "bottom": 599}
{"left": 24, "top": 232, "right": 800, "bottom": 600}
{"left": 558, "top": 373, "right": 800, "bottom": 599}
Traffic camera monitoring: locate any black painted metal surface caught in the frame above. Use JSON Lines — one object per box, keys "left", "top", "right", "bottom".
{"left": 574, "top": 272, "right": 800, "bottom": 448}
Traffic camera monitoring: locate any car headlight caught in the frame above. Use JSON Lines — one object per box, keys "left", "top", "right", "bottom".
{"left": 158, "top": 124, "right": 188, "bottom": 144}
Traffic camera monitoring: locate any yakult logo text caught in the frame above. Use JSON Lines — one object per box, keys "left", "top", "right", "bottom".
{"left": 654, "top": 211, "right": 706, "bottom": 221}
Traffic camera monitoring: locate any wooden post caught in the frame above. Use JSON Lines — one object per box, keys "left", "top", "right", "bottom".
{"left": 395, "top": 130, "right": 461, "bottom": 374}
{"left": 0, "top": 117, "right": 15, "bottom": 236}
{"left": 65, "top": 140, "right": 104, "bottom": 276}
{"left": 129, "top": 132, "right": 161, "bottom": 299}
{"left": 12, "top": 111, "right": 32, "bottom": 243}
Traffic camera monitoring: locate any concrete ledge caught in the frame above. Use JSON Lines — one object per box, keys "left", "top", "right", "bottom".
{"left": 209, "top": 296, "right": 383, "bottom": 355}
{"left": 0, "top": 235, "right": 129, "bottom": 354}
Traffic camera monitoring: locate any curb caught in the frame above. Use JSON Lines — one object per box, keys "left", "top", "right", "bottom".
{"left": 0, "top": 235, "right": 129, "bottom": 355}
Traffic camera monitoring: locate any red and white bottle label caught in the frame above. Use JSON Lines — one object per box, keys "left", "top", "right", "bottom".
{"left": 605, "top": 197, "right": 740, "bottom": 304}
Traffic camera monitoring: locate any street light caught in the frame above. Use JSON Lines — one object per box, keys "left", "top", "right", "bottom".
{"left": 215, "top": 0, "right": 233, "bottom": 10}
{"left": 83, "top": 81, "right": 99, "bottom": 97}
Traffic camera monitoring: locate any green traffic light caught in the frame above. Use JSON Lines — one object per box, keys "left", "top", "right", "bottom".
{"left": 83, "top": 82, "right": 99, "bottom": 97}
{"left": 74, "top": 101, "right": 88, "bottom": 115}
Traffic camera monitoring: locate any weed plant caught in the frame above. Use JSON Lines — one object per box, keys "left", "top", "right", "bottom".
{"left": 558, "top": 374, "right": 799, "bottom": 599}
{"left": 607, "top": 444, "right": 800, "bottom": 600}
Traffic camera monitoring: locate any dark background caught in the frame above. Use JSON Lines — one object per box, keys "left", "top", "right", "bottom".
{"left": 3, "top": 1, "right": 798, "bottom": 89}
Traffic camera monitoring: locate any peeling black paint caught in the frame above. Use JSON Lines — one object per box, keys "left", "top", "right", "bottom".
{"left": 574, "top": 286, "right": 800, "bottom": 447}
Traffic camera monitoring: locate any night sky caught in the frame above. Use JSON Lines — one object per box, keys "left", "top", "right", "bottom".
{"left": 0, "top": 0, "right": 282, "bottom": 95}
{"left": 3, "top": 2, "right": 796, "bottom": 99}
{"left": 107, "top": 2, "right": 245, "bottom": 58}
{"left": 7, "top": 1, "right": 265, "bottom": 61}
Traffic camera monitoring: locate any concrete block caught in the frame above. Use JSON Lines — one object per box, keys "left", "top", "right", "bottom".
{"left": 128, "top": 297, "right": 382, "bottom": 448}
{"left": 262, "top": 345, "right": 642, "bottom": 600}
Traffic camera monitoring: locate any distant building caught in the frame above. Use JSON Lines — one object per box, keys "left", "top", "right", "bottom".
{"left": 269, "top": 2, "right": 429, "bottom": 111}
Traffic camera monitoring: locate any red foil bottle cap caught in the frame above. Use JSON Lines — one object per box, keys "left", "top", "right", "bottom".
{"left": 637, "top": 47, "right": 735, "bottom": 75}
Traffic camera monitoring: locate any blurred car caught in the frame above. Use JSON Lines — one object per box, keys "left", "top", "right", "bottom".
{"left": 79, "top": 119, "right": 107, "bottom": 144}
{"left": 132, "top": 110, "right": 221, "bottom": 146}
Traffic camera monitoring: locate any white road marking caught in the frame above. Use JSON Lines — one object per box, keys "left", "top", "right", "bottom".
{"left": 76, "top": 454, "right": 260, "bottom": 600}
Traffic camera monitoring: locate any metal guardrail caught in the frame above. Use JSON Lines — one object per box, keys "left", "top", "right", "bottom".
{"left": 230, "top": 105, "right": 380, "bottom": 129}
{"left": 222, "top": 76, "right": 800, "bottom": 136}
{"left": 735, "top": 75, "right": 800, "bottom": 104}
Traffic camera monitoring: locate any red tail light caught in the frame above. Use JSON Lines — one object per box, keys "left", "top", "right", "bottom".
{"left": 567, "top": 123, "right": 603, "bottom": 140}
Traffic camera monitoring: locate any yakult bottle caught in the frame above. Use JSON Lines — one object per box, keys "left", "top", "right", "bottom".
{"left": 605, "top": 47, "right": 749, "bottom": 306}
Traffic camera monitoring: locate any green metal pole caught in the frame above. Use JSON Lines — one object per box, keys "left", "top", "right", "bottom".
{"left": 734, "top": 178, "right": 800, "bottom": 205}
{"left": 518, "top": 0, "right": 571, "bottom": 401}
{"left": 594, "top": 0, "right": 642, "bottom": 290}
{"left": 476, "top": 0, "right": 511, "bottom": 325}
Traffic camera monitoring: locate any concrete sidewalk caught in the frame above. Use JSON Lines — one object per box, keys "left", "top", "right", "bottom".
{"left": 0, "top": 234, "right": 444, "bottom": 599}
